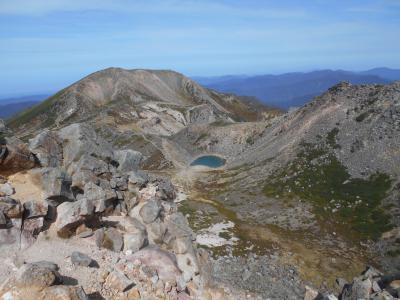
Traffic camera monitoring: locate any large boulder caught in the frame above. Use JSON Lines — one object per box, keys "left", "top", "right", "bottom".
{"left": 29, "top": 130, "right": 63, "bottom": 167}
{"left": 0, "top": 262, "right": 60, "bottom": 297}
{"left": 58, "top": 123, "right": 114, "bottom": 168}
{"left": 82, "top": 182, "right": 116, "bottom": 213}
{"left": 0, "top": 262, "right": 87, "bottom": 300}
{"left": 30, "top": 167, "right": 73, "bottom": 204}
{"left": 123, "top": 218, "right": 148, "bottom": 253}
{"left": 139, "top": 199, "right": 162, "bottom": 224}
{"left": 55, "top": 200, "right": 95, "bottom": 237}
{"left": 114, "top": 149, "right": 143, "bottom": 172}
{"left": 0, "top": 137, "right": 38, "bottom": 176}
{"left": 128, "top": 246, "right": 182, "bottom": 282}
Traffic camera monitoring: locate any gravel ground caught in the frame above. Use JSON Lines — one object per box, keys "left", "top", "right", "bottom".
{"left": 211, "top": 253, "right": 305, "bottom": 300}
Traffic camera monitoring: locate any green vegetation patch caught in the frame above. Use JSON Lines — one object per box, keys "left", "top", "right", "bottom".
{"left": 263, "top": 141, "right": 392, "bottom": 240}
{"left": 326, "top": 127, "right": 341, "bottom": 149}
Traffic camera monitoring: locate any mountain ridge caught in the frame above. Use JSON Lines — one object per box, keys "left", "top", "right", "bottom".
{"left": 195, "top": 68, "right": 400, "bottom": 109}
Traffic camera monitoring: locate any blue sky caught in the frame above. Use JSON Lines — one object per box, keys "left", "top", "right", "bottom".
{"left": 0, "top": 0, "right": 400, "bottom": 97}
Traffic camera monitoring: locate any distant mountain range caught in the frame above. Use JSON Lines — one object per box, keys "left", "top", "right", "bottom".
{"left": 0, "top": 94, "right": 50, "bottom": 118}
{"left": 2, "top": 68, "right": 400, "bottom": 117}
{"left": 194, "top": 67, "right": 400, "bottom": 109}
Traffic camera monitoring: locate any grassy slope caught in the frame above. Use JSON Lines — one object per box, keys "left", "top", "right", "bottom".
{"left": 263, "top": 130, "right": 393, "bottom": 240}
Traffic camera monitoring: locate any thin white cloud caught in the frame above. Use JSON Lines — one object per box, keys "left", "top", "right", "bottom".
{"left": 0, "top": 0, "right": 308, "bottom": 18}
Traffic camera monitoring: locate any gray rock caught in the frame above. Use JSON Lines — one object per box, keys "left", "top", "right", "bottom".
{"left": 123, "top": 218, "right": 147, "bottom": 252}
{"left": 15, "top": 262, "right": 60, "bottom": 288}
{"left": 176, "top": 252, "right": 199, "bottom": 282}
{"left": 146, "top": 218, "right": 166, "bottom": 244}
{"left": 105, "top": 270, "right": 134, "bottom": 292}
{"left": 102, "top": 227, "right": 123, "bottom": 252}
{"left": 172, "top": 236, "right": 193, "bottom": 255}
{"left": 114, "top": 149, "right": 143, "bottom": 172}
{"left": 31, "top": 261, "right": 59, "bottom": 271}
{"left": 58, "top": 123, "right": 114, "bottom": 168}
{"left": 124, "top": 232, "right": 147, "bottom": 253}
{"left": 21, "top": 217, "right": 44, "bottom": 249}
{"left": 127, "top": 170, "right": 149, "bottom": 188}
{"left": 29, "top": 130, "right": 63, "bottom": 168}
{"left": 83, "top": 182, "right": 116, "bottom": 213}
{"left": 110, "top": 175, "right": 128, "bottom": 191}
{"left": 23, "top": 200, "right": 48, "bottom": 219}
{"left": 55, "top": 200, "right": 95, "bottom": 237}
{"left": 139, "top": 200, "right": 162, "bottom": 224}
{"left": 0, "top": 183, "right": 14, "bottom": 196}
{"left": 0, "top": 218, "right": 21, "bottom": 249}
{"left": 342, "top": 277, "right": 372, "bottom": 300}
{"left": 127, "top": 246, "right": 182, "bottom": 282}
{"left": 32, "top": 167, "right": 73, "bottom": 203}
{"left": 71, "top": 251, "right": 93, "bottom": 267}
{"left": 165, "top": 212, "right": 193, "bottom": 239}
{"left": 94, "top": 228, "right": 105, "bottom": 248}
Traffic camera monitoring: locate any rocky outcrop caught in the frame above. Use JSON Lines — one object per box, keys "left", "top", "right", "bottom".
{"left": 0, "top": 123, "right": 215, "bottom": 299}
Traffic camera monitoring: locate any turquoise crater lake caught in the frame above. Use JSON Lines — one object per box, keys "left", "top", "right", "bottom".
{"left": 190, "top": 155, "right": 226, "bottom": 168}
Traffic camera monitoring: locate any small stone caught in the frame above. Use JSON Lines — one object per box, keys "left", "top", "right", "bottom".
{"left": 304, "top": 285, "right": 319, "bottom": 300}
{"left": 75, "top": 224, "right": 93, "bottom": 238}
{"left": 71, "top": 251, "right": 93, "bottom": 267}
{"left": 372, "top": 280, "right": 382, "bottom": 292}
{"left": 127, "top": 287, "right": 140, "bottom": 299}
{"left": 105, "top": 270, "right": 134, "bottom": 292}
{"left": 336, "top": 277, "right": 347, "bottom": 290}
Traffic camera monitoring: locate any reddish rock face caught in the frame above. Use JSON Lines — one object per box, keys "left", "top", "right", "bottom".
{"left": 0, "top": 138, "right": 38, "bottom": 176}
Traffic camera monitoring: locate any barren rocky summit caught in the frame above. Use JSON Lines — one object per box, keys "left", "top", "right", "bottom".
{"left": 1, "top": 68, "right": 400, "bottom": 299}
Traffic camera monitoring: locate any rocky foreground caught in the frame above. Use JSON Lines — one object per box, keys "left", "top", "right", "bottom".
{"left": 0, "top": 119, "right": 399, "bottom": 300}
{"left": 0, "top": 122, "right": 224, "bottom": 299}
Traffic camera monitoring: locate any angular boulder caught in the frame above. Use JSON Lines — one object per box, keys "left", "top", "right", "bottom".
{"left": 58, "top": 123, "right": 114, "bottom": 168}
{"left": 0, "top": 137, "right": 38, "bottom": 176}
{"left": 29, "top": 130, "right": 63, "bottom": 168}
{"left": 114, "top": 149, "right": 143, "bottom": 172}
{"left": 55, "top": 200, "right": 95, "bottom": 237}
{"left": 31, "top": 167, "right": 73, "bottom": 203}
{"left": 101, "top": 227, "right": 124, "bottom": 252}
{"left": 139, "top": 200, "right": 162, "bottom": 224}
